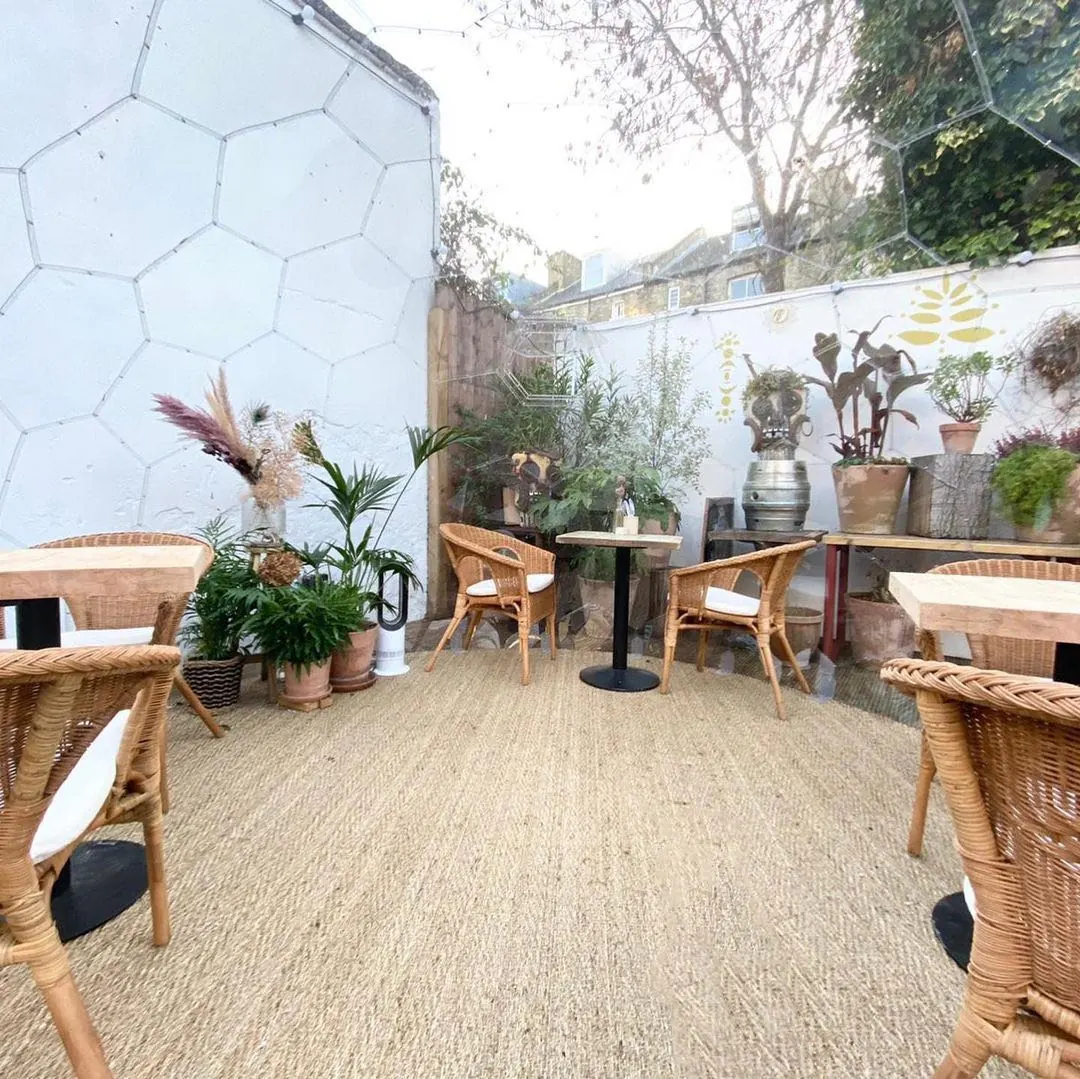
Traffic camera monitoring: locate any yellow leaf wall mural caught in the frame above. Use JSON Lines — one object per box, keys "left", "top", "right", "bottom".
{"left": 715, "top": 331, "right": 740, "bottom": 422}
{"left": 897, "top": 274, "right": 1000, "bottom": 349}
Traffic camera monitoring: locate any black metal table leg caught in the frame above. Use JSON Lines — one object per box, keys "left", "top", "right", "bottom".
{"left": 1054, "top": 642, "right": 1080, "bottom": 685}
{"left": 932, "top": 891, "right": 972, "bottom": 971}
{"left": 8, "top": 596, "right": 150, "bottom": 941}
{"left": 580, "top": 546, "right": 660, "bottom": 692}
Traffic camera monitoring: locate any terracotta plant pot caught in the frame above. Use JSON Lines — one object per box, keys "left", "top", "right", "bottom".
{"left": 846, "top": 594, "right": 915, "bottom": 667}
{"left": 330, "top": 626, "right": 378, "bottom": 693}
{"left": 640, "top": 514, "right": 679, "bottom": 568}
{"left": 1014, "top": 465, "right": 1080, "bottom": 545}
{"left": 281, "top": 659, "right": 332, "bottom": 707}
{"left": 832, "top": 463, "right": 910, "bottom": 534}
{"left": 182, "top": 655, "right": 243, "bottom": 709}
{"left": 771, "top": 606, "right": 823, "bottom": 660}
{"left": 578, "top": 576, "right": 639, "bottom": 642}
{"left": 939, "top": 422, "right": 981, "bottom": 454}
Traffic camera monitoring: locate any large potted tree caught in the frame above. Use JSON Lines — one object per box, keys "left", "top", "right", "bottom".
{"left": 806, "top": 329, "right": 930, "bottom": 534}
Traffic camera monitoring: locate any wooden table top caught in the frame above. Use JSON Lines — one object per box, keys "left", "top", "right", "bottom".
{"left": 557, "top": 530, "right": 683, "bottom": 550}
{"left": 0, "top": 545, "right": 213, "bottom": 601}
{"left": 826, "top": 532, "right": 1080, "bottom": 558}
{"left": 889, "top": 571, "right": 1080, "bottom": 644}
{"left": 708, "top": 529, "right": 826, "bottom": 544}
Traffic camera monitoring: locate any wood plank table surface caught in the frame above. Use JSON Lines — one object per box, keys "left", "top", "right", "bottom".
{"left": 821, "top": 533, "right": 1080, "bottom": 661}
{"left": 556, "top": 530, "right": 682, "bottom": 550}
{"left": 0, "top": 544, "right": 212, "bottom": 602}
{"left": 889, "top": 571, "right": 1080, "bottom": 644}
{"left": 557, "top": 530, "right": 682, "bottom": 692}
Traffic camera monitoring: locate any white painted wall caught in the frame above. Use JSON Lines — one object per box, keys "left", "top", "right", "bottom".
{"left": 571, "top": 248, "right": 1080, "bottom": 602}
{"left": 0, "top": 0, "right": 437, "bottom": 610}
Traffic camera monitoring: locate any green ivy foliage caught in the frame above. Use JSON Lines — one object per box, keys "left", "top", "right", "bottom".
{"left": 846, "top": 0, "right": 1080, "bottom": 266}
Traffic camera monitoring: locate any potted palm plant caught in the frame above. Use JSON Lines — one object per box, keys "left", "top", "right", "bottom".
{"left": 294, "top": 421, "right": 473, "bottom": 689}
{"left": 806, "top": 329, "right": 930, "bottom": 534}
{"left": 181, "top": 518, "right": 260, "bottom": 709}
{"left": 243, "top": 580, "right": 362, "bottom": 710}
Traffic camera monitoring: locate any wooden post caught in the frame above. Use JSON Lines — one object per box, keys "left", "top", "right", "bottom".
{"left": 427, "top": 298, "right": 453, "bottom": 617}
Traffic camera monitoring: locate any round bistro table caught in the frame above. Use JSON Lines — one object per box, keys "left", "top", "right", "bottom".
{"left": 557, "top": 530, "right": 682, "bottom": 692}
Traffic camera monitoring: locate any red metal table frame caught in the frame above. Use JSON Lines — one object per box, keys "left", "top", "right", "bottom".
{"left": 821, "top": 532, "right": 1080, "bottom": 662}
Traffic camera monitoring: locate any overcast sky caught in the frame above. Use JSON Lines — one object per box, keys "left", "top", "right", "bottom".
{"left": 328, "top": 0, "right": 749, "bottom": 281}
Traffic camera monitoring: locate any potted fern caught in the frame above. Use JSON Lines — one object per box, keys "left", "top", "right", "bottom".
{"left": 243, "top": 580, "right": 362, "bottom": 709}
{"left": 181, "top": 519, "right": 260, "bottom": 709}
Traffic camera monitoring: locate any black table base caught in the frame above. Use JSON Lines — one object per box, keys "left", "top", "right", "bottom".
{"left": 580, "top": 545, "right": 660, "bottom": 693}
{"left": 6, "top": 596, "right": 151, "bottom": 939}
{"left": 51, "top": 840, "right": 148, "bottom": 942}
{"left": 932, "top": 891, "right": 973, "bottom": 971}
{"left": 580, "top": 665, "right": 660, "bottom": 692}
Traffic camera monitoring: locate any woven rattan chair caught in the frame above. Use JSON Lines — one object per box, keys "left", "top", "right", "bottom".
{"left": 906, "top": 558, "right": 1080, "bottom": 858}
{"left": 882, "top": 658, "right": 1080, "bottom": 1078}
{"left": 0, "top": 644, "right": 179, "bottom": 1079}
{"left": 33, "top": 532, "right": 224, "bottom": 741}
{"left": 660, "top": 540, "right": 818, "bottom": 720}
{"left": 427, "top": 524, "right": 557, "bottom": 685}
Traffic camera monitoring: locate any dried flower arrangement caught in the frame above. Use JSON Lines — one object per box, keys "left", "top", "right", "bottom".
{"left": 153, "top": 370, "right": 304, "bottom": 510}
{"left": 1020, "top": 310, "right": 1080, "bottom": 395}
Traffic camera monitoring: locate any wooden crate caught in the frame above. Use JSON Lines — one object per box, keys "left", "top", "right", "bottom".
{"left": 906, "top": 453, "right": 995, "bottom": 539}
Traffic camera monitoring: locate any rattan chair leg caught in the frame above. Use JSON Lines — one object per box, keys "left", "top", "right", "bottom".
{"left": 774, "top": 630, "right": 812, "bottom": 695}
{"left": 696, "top": 629, "right": 708, "bottom": 671}
{"left": 907, "top": 733, "right": 937, "bottom": 857}
{"left": 660, "top": 632, "right": 676, "bottom": 694}
{"left": 175, "top": 675, "right": 225, "bottom": 738}
{"left": 143, "top": 809, "right": 171, "bottom": 947}
{"left": 158, "top": 724, "right": 170, "bottom": 816}
{"left": 40, "top": 955, "right": 113, "bottom": 1079}
{"left": 547, "top": 611, "right": 558, "bottom": 659}
{"left": 426, "top": 610, "right": 465, "bottom": 672}
{"left": 518, "top": 618, "right": 531, "bottom": 685}
{"left": 757, "top": 633, "right": 787, "bottom": 720}
{"left": 463, "top": 610, "right": 482, "bottom": 650}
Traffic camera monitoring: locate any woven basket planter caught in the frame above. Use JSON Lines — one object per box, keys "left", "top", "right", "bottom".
{"left": 183, "top": 655, "right": 243, "bottom": 710}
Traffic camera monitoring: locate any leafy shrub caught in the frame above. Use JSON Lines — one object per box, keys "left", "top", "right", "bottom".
{"left": 182, "top": 519, "right": 261, "bottom": 661}
{"left": 929, "top": 351, "right": 1013, "bottom": 423}
{"left": 991, "top": 445, "right": 1078, "bottom": 528}
{"left": 243, "top": 582, "right": 363, "bottom": 672}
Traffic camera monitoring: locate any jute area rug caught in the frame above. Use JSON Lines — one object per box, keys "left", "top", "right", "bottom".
{"left": 1, "top": 651, "right": 1023, "bottom": 1077}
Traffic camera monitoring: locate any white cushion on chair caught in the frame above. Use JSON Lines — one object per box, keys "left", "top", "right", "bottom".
{"left": 704, "top": 587, "right": 760, "bottom": 617}
{"left": 0, "top": 627, "right": 154, "bottom": 651}
{"left": 466, "top": 572, "right": 554, "bottom": 598}
{"left": 30, "top": 709, "right": 132, "bottom": 864}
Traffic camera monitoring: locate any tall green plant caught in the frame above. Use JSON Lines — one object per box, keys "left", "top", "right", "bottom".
{"left": 624, "top": 323, "right": 710, "bottom": 496}
{"left": 296, "top": 421, "right": 474, "bottom": 612}
{"left": 181, "top": 518, "right": 261, "bottom": 660}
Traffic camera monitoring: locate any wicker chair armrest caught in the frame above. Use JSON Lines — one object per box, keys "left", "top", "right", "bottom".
{"left": 881, "top": 658, "right": 1080, "bottom": 724}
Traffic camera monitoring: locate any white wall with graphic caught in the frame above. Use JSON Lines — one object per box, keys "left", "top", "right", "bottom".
{"left": 571, "top": 247, "right": 1080, "bottom": 596}
{"left": 0, "top": 0, "right": 437, "bottom": 606}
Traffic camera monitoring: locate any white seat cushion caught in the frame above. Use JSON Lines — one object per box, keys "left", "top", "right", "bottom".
{"left": 704, "top": 586, "right": 760, "bottom": 617}
{"left": 0, "top": 627, "right": 154, "bottom": 651}
{"left": 466, "top": 572, "right": 554, "bottom": 598}
{"left": 30, "top": 709, "right": 132, "bottom": 864}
